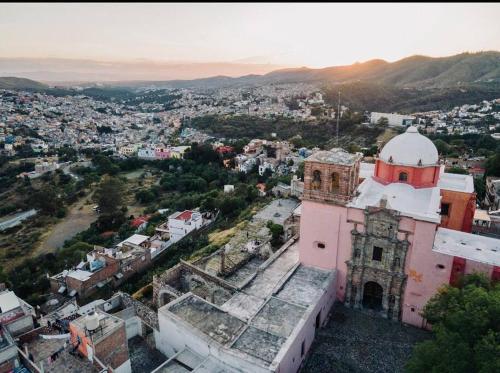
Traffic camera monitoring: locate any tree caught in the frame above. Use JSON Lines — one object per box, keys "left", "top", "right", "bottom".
{"left": 94, "top": 176, "right": 127, "bottom": 230}
{"left": 406, "top": 274, "right": 500, "bottom": 373}
{"left": 485, "top": 152, "right": 500, "bottom": 177}
{"left": 433, "top": 139, "right": 450, "bottom": 155}
{"left": 474, "top": 177, "right": 486, "bottom": 202}
{"left": 446, "top": 166, "right": 468, "bottom": 175}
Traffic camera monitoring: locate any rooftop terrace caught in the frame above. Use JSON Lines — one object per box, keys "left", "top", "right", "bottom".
{"left": 161, "top": 240, "right": 335, "bottom": 368}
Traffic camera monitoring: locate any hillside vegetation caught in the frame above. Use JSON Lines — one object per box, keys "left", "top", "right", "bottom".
{"left": 0, "top": 77, "right": 48, "bottom": 90}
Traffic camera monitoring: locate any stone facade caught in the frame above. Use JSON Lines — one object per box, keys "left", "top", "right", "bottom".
{"left": 302, "top": 151, "right": 361, "bottom": 205}
{"left": 345, "top": 203, "right": 409, "bottom": 321}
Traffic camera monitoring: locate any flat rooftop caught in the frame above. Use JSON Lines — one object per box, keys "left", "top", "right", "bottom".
{"left": 71, "top": 310, "right": 124, "bottom": 343}
{"left": 433, "top": 227, "right": 500, "bottom": 266}
{"left": 306, "top": 148, "right": 362, "bottom": 166}
{"left": 161, "top": 241, "right": 335, "bottom": 368}
{"left": 253, "top": 198, "right": 300, "bottom": 226}
{"left": 438, "top": 171, "right": 474, "bottom": 193}
{"left": 24, "top": 335, "right": 95, "bottom": 373}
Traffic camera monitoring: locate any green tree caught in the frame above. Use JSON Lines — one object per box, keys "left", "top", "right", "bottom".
{"left": 407, "top": 274, "right": 500, "bottom": 373}
{"left": 474, "top": 177, "right": 486, "bottom": 201}
{"left": 433, "top": 139, "right": 450, "bottom": 155}
{"left": 94, "top": 176, "right": 127, "bottom": 230}
{"left": 446, "top": 166, "right": 468, "bottom": 175}
{"left": 485, "top": 152, "right": 500, "bottom": 177}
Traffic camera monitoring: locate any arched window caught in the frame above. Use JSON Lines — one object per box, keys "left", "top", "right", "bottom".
{"left": 398, "top": 172, "right": 408, "bottom": 182}
{"left": 312, "top": 170, "right": 322, "bottom": 190}
{"left": 331, "top": 172, "right": 340, "bottom": 192}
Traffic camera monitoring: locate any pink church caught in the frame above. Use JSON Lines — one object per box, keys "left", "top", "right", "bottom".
{"left": 299, "top": 126, "right": 500, "bottom": 328}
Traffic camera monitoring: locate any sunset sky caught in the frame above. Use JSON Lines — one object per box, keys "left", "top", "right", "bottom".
{"left": 1, "top": 3, "right": 499, "bottom": 69}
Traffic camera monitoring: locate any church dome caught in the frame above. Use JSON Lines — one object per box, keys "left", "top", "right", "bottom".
{"left": 379, "top": 126, "right": 438, "bottom": 166}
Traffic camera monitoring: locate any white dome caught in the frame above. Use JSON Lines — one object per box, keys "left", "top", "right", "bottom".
{"left": 379, "top": 126, "right": 438, "bottom": 166}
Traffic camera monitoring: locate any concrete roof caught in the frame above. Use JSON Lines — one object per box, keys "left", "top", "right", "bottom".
{"left": 348, "top": 177, "right": 442, "bottom": 223}
{"left": 306, "top": 148, "right": 362, "bottom": 166}
{"left": 168, "top": 295, "right": 246, "bottom": 345}
{"left": 275, "top": 265, "right": 331, "bottom": 308}
{"left": 117, "top": 234, "right": 149, "bottom": 247}
{"left": 160, "top": 240, "right": 336, "bottom": 368}
{"left": 0, "top": 291, "right": 21, "bottom": 313}
{"left": 253, "top": 198, "right": 300, "bottom": 226}
{"left": 66, "top": 269, "right": 93, "bottom": 281}
{"left": 232, "top": 326, "right": 286, "bottom": 363}
{"left": 433, "top": 228, "right": 500, "bottom": 266}
{"left": 438, "top": 171, "right": 474, "bottom": 193}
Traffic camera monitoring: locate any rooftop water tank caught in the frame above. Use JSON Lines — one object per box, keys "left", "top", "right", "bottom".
{"left": 86, "top": 311, "right": 99, "bottom": 331}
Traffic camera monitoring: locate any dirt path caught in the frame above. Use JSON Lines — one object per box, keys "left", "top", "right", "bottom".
{"left": 36, "top": 192, "right": 97, "bottom": 255}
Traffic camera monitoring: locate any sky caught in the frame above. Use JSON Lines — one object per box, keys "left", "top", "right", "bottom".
{"left": 0, "top": 3, "right": 499, "bottom": 69}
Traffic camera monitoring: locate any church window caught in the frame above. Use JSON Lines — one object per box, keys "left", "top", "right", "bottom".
{"left": 398, "top": 172, "right": 408, "bottom": 182}
{"left": 372, "top": 246, "right": 383, "bottom": 261}
{"left": 312, "top": 170, "right": 322, "bottom": 190}
{"left": 316, "top": 242, "right": 326, "bottom": 249}
{"left": 436, "top": 264, "right": 445, "bottom": 270}
{"left": 331, "top": 172, "right": 340, "bottom": 192}
{"left": 355, "top": 249, "right": 360, "bottom": 258}
{"left": 440, "top": 203, "right": 450, "bottom": 216}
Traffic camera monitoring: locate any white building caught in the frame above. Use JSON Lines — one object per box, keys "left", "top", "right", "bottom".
{"left": 168, "top": 210, "right": 203, "bottom": 242}
{"left": 370, "top": 112, "right": 415, "bottom": 127}
{"left": 137, "top": 147, "right": 156, "bottom": 160}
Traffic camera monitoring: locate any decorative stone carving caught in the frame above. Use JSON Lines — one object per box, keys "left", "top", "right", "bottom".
{"left": 345, "top": 206, "right": 408, "bottom": 321}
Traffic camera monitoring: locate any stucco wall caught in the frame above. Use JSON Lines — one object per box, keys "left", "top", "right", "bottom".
{"left": 401, "top": 221, "right": 453, "bottom": 327}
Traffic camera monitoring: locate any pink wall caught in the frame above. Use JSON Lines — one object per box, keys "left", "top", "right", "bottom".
{"left": 401, "top": 221, "right": 453, "bottom": 327}
{"left": 299, "top": 201, "right": 364, "bottom": 301}
{"left": 464, "top": 260, "right": 493, "bottom": 278}
{"left": 155, "top": 149, "right": 170, "bottom": 159}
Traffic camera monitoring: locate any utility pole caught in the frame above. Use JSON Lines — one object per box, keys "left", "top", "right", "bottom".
{"left": 336, "top": 91, "right": 341, "bottom": 146}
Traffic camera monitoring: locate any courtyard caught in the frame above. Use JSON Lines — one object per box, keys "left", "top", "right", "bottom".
{"left": 301, "top": 304, "right": 430, "bottom": 373}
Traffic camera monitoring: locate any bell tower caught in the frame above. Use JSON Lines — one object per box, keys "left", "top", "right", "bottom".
{"left": 299, "top": 148, "right": 362, "bottom": 282}
{"left": 302, "top": 148, "right": 362, "bottom": 205}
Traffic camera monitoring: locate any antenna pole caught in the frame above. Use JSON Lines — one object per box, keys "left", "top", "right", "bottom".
{"left": 336, "top": 91, "right": 340, "bottom": 146}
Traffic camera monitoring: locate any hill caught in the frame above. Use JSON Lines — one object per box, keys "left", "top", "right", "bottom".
{"left": 0, "top": 77, "right": 48, "bottom": 90}
{"left": 130, "top": 51, "right": 500, "bottom": 90}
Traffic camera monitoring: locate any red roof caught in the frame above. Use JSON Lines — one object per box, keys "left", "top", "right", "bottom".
{"left": 216, "top": 146, "right": 234, "bottom": 154}
{"left": 130, "top": 215, "right": 150, "bottom": 228}
{"left": 176, "top": 210, "right": 193, "bottom": 221}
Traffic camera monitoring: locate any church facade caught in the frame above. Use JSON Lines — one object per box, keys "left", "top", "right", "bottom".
{"left": 299, "top": 126, "right": 500, "bottom": 328}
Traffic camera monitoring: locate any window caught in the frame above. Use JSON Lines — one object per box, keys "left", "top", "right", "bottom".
{"left": 398, "top": 172, "right": 408, "bottom": 182}
{"left": 354, "top": 249, "right": 360, "bottom": 258}
{"left": 440, "top": 203, "right": 450, "bottom": 216}
{"left": 317, "top": 242, "right": 326, "bottom": 249}
{"left": 301, "top": 340, "right": 305, "bottom": 357}
{"left": 372, "top": 246, "right": 383, "bottom": 261}
{"left": 436, "top": 264, "right": 445, "bottom": 270}
{"left": 331, "top": 172, "right": 340, "bottom": 192}
{"left": 312, "top": 170, "right": 322, "bottom": 190}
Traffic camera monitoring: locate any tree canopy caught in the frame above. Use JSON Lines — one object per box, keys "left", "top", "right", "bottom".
{"left": 407, "top": 274, "right": 500, "bottom": 373}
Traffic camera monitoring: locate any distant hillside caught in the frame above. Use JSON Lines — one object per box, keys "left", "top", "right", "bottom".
{"left": 131, "top": 51, "right": 500, "bottom": 90}
{"left": 322, "top": 82, "right": 500, "bottom": 114}
{"left": 0, "top": 77, "right": 48, "bottom": 90}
